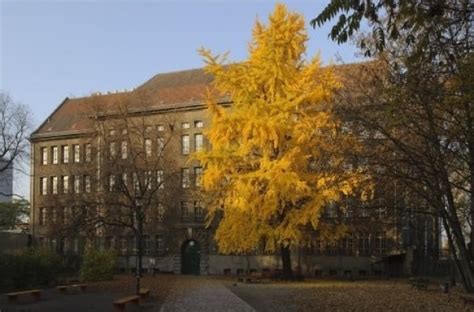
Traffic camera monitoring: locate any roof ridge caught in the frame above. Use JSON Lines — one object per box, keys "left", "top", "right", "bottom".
{"left": 139, "top": 67, "right": 206, "bottom": 87}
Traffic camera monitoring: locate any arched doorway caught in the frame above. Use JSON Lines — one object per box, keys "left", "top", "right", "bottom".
{"left": 181, "top": 240, "right": 200, "bottom": 275}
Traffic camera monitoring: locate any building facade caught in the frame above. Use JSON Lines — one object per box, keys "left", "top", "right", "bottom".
{"left": 0, "top": 159, "right": 13, "bottom": 203}
{"left": 30, "top": 67, "right": 439, "bottom": 277}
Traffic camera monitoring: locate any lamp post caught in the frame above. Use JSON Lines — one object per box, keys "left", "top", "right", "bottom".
{"left": 135, "top": 197, "right": 143, "bottom": 295}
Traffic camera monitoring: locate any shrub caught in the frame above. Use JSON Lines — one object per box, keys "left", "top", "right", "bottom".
{"left": 0, "top": 248, "right": 63, "bottom": 291}
{"left": 79, "top": 248, "right": 116, "bottom": 281}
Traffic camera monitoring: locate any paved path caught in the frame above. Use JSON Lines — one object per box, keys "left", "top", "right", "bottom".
{"left": 159, "top": 276, "right": 255, "bottom": 312}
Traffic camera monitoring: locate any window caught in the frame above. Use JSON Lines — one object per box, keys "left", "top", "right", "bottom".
{"left": 109, "top": 175, "right": 116, "bottom": 192}
{"left": 342, "top": 234, "right": 353, "bottom": 255}
{"left": 195, "top": 120, "right": 203, "bottom": 128}
{"left": 155, "top": 235, "right": 164, "bottom": 256}
{"left": 62, "top": 145, "right": 69, "bottom": 163}
{"left": 85, "top": 144, "right": 92, "bottom": 162}
{"left": 121, "top": 173, "right": 128, "bottom": 190}
{"left": 41, "top": 147, "right": 48, "bottom": 165}
{"left": 360, "top": 203, "right": 370, "bottom": 218}
{"left": 129, "top": 235, "right": 136, "bottom": 255}
{"left": 145, "top": 126, "right": 153, "bottom": 133}
{"left": 62, "top": 207, "right": 68, "bottom": 224}
{"left": 343, "top": 199, "right": 353, "bottom": 218}
{"left": 73, "top": 144, "right": 80, "bottom": 163}
{"left": 375, "top": 232, "right": 386, "bottom": 255}
{"left": 85, "top": 175, "right": 91, "bottom": 193}
{"left": 52, "top": 208, "right": 57, "bottom": 223}
{"left": 157, "top": 169, "right": 164, "bottom": 189}
{"left": 121, "top": 129, "right": 128, "bottom": 135}
{"left": 109, "top": 129, "right": 116, "bottom": 136}
{"left": 63, "top": 237, "right": 71, "bottom": 252}
{"left": 358, "top": 233, "right": 370, "bottom": 256}
{"left": 40, "top": 177, "right": 47, "bottom": 195}
{"left": 62, "top": 176, "right": 69, "bottom": 194}
{"left": 327, "top": 240, "right": 338, "bottom": 256}
{"left": 182, "top": 122, "right": 190, "bottom": 129}
{"left": 52, "top": 146, "right": 58, "bottom": 164}
{"left": 157, "top": 124, "right": 164, "bottom": 132}
{"left": 194, "top": 201, "right": 204, "bottom": 222}
{"left": 194, "top": 134, "right": 203, "bottom": 151}
{"left": 181, "top": 168, "right": 190, "bottom": 188}
{"left": 70, "top": 206, "right": 77, "bottom": 220}
{"left": 143, "top": 235, "right": 151, "bottom": 256}
{"left": 181, "top": 201, "right": 192, "bottom": 222}
{"left": 157, "top": 203, "right": 165, "bottom": 223}
{"left": 121, "top": 141, "right": 128, "bottom": 159}
{"left": 145, "top": 171, "right": 152, "bottom": 189}
{"left": 376, "top": 206, "right": 387, "bottom": 219}
{"left": 39, "top": 207, "right": 47, "bottom": 225}
{"left": 109, "top": 142, "right": 116, "bottom": 159}
{"left": 119, "top": 236, "right": 128, "bottom": 256}
{"left": 133, "top": 172, "right": 139, "bottom": 192}
{"left": 157, "top": 137, "right": 164, "bottom": 155}
{"left": 181, "top": 135, "right": 190, "bottom": 155}
{"left": 51, "top": 238, "right": 57, "bottom": 251}
{"left": 314, "top": 238, "right": 324, "bottom": 255}
{"left": 194, "top": 167, "right": 202, "bottom": 187}
{"left": 105, "top": 236, "right": 114, "bottom": 249}
{"left": 51, "top": 176, "right": 58, "bottom": 194}
{"left": 144, "top": 208, "right": 151, "bottom": 223}
{"left": 145, "top": 139, "right": 152, "bottom": 157}
{"left": 74, "top": 175, "right": 81, "bottom": 193}
{"left": 326, "top": 202, "right": 337, "bottom": 218}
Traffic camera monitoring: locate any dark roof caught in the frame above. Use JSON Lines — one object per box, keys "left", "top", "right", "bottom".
{"left": 32, "top": 68, "right": 220, "bottom": 139}
{"left": 31, "top": 62, "right": 374, "bottom": 139}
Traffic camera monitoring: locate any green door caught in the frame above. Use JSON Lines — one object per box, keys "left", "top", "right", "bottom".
{"left": 182, "top": 240, "right": 200, "bottom": 275}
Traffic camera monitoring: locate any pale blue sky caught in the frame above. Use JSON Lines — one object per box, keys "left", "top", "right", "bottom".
{"left": 1, "top": 0, "right": 361, "bottom": 197}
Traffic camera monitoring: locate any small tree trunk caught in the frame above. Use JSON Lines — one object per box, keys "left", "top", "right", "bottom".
{"left": 280, "top": 244, "right": 292, "bottom": 279}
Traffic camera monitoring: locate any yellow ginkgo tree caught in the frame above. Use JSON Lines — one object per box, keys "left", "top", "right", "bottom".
{"left": 197, "top": 4, "right": 369, "bottom": 278}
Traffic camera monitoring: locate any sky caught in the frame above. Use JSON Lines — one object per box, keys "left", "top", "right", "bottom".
{"left": 1, "top": 0, "right": 362, "bottom": 198}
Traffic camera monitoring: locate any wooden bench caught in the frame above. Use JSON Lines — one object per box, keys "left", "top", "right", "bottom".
{"left": 249, "top": 272, "right": 263, "bottom": 282}
{"left": 409, "top": 278, "right": 430, "bottom": 290}
{"left": 237, "top": 272, "right": 263, "bottom": 283}
{"left": 5, "top": 289, "right": 42, "bottom": 304}
{"left": 460, "top": 295, "right": 474, "bottom": 305}
{"left": 113, "top": 295, "right": 140, "bottom": 312}
{"left": 139, "top": 288, "right": 150, "bottom": 298}
{"left": 57, "top": 284, "right": 88, "bottom": 293}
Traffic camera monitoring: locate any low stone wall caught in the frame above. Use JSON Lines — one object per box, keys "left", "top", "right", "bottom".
{"left": 207, "top": 254, "right": 380, "bottom": 277}
{"left": 115, "top": 253, "right": 384, "bottom": 277}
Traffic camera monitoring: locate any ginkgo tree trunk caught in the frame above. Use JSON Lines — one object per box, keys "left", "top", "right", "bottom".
{"left": 197, "top": 4, "right": 369, "bottom": 278}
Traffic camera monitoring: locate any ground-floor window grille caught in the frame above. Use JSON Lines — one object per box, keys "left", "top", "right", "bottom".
{"left": 143, "top": 235, "right": 151, "bottom": 256}
{"left": 342, "top": 234, "right": 353, "bottom": 255}
{"left": 327, "top": 240, "right": 338, "bottom": 256}
{"left": 155, "top": 235, "right": 164, "bottom": 256}
{"left": 105, "top": 236, "right": 114, "bottom": 249}
{"left": 119, "top": 236, "right": 128, "bottom": 256}
{"left": 358, "top": 233, "right": 370, "bottom": 256}
{"left": 375, "top": 232, "right": 387, "bottom": 255}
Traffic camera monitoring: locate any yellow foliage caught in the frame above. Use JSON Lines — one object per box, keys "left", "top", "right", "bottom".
{"left": 196, "top": 4, "right": 369, "bottom": 254}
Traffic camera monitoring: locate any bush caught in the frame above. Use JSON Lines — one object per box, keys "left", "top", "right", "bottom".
{"left": 0, "top": 248, "right": 63, "bottom": 291}
{"left": 79, "top": 248, "right": 116, "bottom": 281}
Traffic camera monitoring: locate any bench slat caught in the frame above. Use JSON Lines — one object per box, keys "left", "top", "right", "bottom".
{"left": 114, "top": 295, "right": 140, "bottom": 305}
{"left": 6, "top": 290, "right": 41, "bottom": 296}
